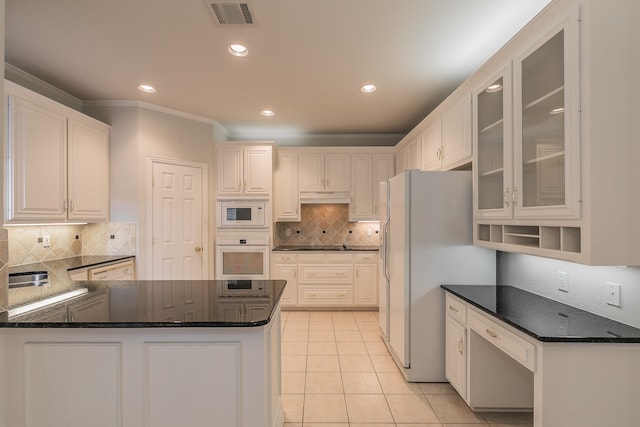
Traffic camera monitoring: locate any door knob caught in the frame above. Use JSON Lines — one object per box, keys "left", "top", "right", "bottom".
{"left": 195, "top": 246, "right": 203, "bottom": 252}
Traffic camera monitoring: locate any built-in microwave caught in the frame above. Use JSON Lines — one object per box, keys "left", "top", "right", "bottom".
{"left": 217, "top": 200, "right": 267, "bottom": 228}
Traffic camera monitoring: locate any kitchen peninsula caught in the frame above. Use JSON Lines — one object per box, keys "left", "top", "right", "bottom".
{"left": 0, "top": 279, "right": 286, "bottom": 427}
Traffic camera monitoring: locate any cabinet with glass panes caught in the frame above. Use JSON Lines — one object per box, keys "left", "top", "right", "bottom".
{"left": 473, "top": 3, "right": 583, "bottom": 262}
{"left": 473, "top": 0, "right": 640, "bottom": 266}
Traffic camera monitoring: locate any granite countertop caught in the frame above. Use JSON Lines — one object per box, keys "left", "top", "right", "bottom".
{"left": 8, "top": 255, "right": 136, "bottom": 309}
{"left": 441, "top": 285, "right": 640, "bottom": 343}
{"left": 1, "top": 279, "right": 286, "bottom": 328}
{"left": 273, "top": 245, "right": 378, "bottom": 251}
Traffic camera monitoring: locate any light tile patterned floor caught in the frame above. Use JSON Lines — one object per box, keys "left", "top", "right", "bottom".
{"left": 281, "top": 310, "right": 533, "bottom": 427}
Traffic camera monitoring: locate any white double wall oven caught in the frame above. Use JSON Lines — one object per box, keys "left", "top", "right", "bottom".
{"left": 215, "top": 198, "right": 271, "bottom": 280}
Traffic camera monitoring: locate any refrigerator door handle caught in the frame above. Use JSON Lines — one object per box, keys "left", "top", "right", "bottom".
{"left": 383, "top": 216, "right": 391, "bottom": 283}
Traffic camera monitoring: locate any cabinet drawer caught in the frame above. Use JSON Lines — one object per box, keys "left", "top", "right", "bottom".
{"left": 298, "top": 253, "right": 325, "bottom": 263}
{"left": 445, "top": 294, "right": 467, "bottom": 325}
{"left": 89, "top": 260, "right": 135, "bottom": 281}
{"left": 354, "top": 253, "right": 377, "bottom": 263}
{"left": 299, "top": 265, "right": 352, "bottom": 282}
{"left": 272, "top": 253, "right": 298, "bottom": 263}
{"left": 468, "top": 310, "right": 536, "bottom": 372}
{"left": 299, "top": 286, "right": 353, "bottom": 305}
{"left": 326, "top": 253, "right": 354, "bottom": 263}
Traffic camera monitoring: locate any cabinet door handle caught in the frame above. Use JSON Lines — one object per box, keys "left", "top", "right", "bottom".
{"left": 63, "top": 200, "right": 68, "bottom": 212}
{"left": 195, "top": 246, "right": 203, "bottom": 253}
{"left": 485, "top": 328, "right": 500, "bottom": 339}
{"left": 504, "top": 188, "right": 510, "bottom": 207}
{"left": 70, "top": 200, "right": 74, "bottom": 213}
{"left": 448, "top": 304, "right": 459, "bottom": 313}
{"left": 512, "top": 187, "right": 518, "bottom": 208}
{"left": 458, "top": 338, "right": 464, "bottom": 355}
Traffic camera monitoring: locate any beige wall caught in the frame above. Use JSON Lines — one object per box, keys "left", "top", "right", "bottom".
{"left": 84, "top": 104, "right": 219, "bottom": 279}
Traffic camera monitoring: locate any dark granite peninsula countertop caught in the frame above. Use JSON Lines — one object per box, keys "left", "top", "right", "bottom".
{"left": 8, "top": 255, "right": 135, "bottom": 309}
{"left": 1, "top": 279, "right": 286, "bottom": 328}
{"left": 442, "top": 285, "right": 640, "bottom": 343}
{"left": 273, "top": 245, "right": 378, "bottom": 251}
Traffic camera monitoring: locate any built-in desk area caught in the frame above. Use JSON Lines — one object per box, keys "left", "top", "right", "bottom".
{"left": 442, "top": 285, "right": 640, "bottom": 427}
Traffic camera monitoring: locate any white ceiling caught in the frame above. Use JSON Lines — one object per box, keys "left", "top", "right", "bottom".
{"left": 5, "top": 0, "right": 550, "bottom": 144}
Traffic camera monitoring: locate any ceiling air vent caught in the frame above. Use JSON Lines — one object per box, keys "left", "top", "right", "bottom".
{"left": 206, "top": 2, "right": 254, "bottom": 25}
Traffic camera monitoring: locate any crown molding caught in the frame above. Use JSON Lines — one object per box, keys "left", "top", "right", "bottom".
{"left": 5, "top": 63, "right": 83, "bottom": 111}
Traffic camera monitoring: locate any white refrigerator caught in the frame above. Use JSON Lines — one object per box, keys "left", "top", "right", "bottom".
{"left": 379, "top": 170, "right": 496, "bottom": 382}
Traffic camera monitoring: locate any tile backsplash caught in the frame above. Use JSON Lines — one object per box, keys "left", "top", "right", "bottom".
{"left": 274, "top": 204, "right": 380, "bottom": 247}
{"left": 7, "top": 223, "right": 136, "bottom": 266}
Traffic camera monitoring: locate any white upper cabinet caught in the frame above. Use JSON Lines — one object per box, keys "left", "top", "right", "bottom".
{"left": 350, "top": 154, "right": 373, "bottom": 220}
{"left": 473, "top": 65, "right": 513, "bottom": 220}
{"left": 216, "top": 144, "right": 272, "bottom": 198}
{"left": 67, "top": 117, "right": 110, "bottom": 221}
{"left": 372, "top": 154, "right": 395, "bottom": 218}
{"left": 351, "top": 153, "right": 394, "bottom": 221}
{"left": 420, "top": 119, "right": 442, "bottom": 171}
{"left": 5, "top": 81, "right": 109, "bottom": 223}
{"left": 406, "top": 136, "right": 422, "bottom": 170}
{"left": 299, "top": 153, "right": 350, "bottom": 192}
{"left": 441, "top": 94, "right": 473, "bottom": 170}
{"left": 274, "top": 151, "right": 300, "bottom": 221}
{"left": 512, "top": 15, "right": 580, "bottom": 220}
{"left": 473, "top": 0, "right": 640, "bottom": 265}
{"left": 422, "top": 95, "right": 473, "bottom": 171}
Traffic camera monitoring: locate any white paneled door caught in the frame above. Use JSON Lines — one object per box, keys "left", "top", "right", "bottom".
{"left": 152, "top": 160, "right": 206, "bottom": 280}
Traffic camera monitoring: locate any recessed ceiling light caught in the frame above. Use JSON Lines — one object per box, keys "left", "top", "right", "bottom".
{"left": 485, "top": 83, "right": 503, "bottom": 93}
{"left": 138, "top": 84, "right": 156, "bottom": 94}
{"left": 360, "top": 84, "right": 377, "bottom": 93}
{"left": 228, "top": 44, "right": 248, "bottom": 57}
{"left": 550, "top": 107, "right": 565, "bottom": 115}
{"left": 261, "top": 110, "right": 275, "bottom": 117}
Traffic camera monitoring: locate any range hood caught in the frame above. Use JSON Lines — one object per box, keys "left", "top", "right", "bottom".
{"left": 300, "top": 192, "right": 351, "bottom": 204}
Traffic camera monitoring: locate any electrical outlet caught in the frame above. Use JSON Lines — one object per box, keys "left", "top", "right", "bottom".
{"left": 367, "top": 228, "right": 372, "bottom": 237}
{"left": 558, "top": 271, "right": 569, "bottom": 292}
{"left": 42, "top": 234, "right": 51, "bottom": 248}
{"left": 606, "top": 282, "right": 621, "bottom": 307}
{"left": 285, "top": 228, "right": 291, "bottom": 237}
{"left": 557, "top": 313, "right": 569, "bottom": 336}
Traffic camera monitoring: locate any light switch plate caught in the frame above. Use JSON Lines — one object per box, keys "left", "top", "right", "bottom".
{"left": 558, "top": 271, "right": 569, "bottom": 292}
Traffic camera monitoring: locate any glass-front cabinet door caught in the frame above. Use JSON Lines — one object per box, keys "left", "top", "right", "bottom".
{"left": 473, "top": 65, "right": 512, "bottom": 219}
{"left": 513, "top": 8, "right": 580, "bottom": 219}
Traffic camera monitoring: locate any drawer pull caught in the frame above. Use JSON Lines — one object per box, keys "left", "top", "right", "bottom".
{"left": 458, "top": 338, "right": 463, "bottom": 355}
{"left": 448, "top": 304, "right": 459, "bottom": 313}
{"left": 485, "top": 329, "right": 500, "bottom": 339}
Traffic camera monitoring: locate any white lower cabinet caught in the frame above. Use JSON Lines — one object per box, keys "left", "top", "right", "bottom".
{"left": 1, "top": 310, "right": 283, "bottom": 427}
{"left": 354, "top": 253, "right": 378, "bottom": 306}
{"left": 68, "top": 259, "right": 135, "bottom": 281}
{"left": 445, "top": 294, "right": 467, "bottom": 398}
{"left": 271, "top": 251, "right": 378, "bottom": 308}
{"left": 445, "top": 293, "right": 533, "bottom": 411}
